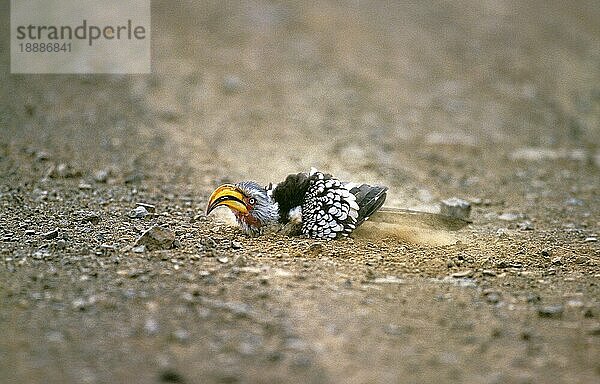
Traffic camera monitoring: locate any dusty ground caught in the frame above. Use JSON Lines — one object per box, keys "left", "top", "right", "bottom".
{"left": 1, "top": 1, "right": 599, "bottom": 383}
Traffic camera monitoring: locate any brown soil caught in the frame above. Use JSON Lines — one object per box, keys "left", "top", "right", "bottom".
{"left": 1, "top": 1, "right": 599, "bottom": 383}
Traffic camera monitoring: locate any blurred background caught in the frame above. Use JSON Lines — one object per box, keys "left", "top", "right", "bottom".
{"left": 2, "top": 1, "right": 599, "bottom": 209}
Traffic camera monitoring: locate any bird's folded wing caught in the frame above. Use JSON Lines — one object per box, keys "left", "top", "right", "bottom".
{"left": 351, "top": 207, "right": 470, "bottom": 245}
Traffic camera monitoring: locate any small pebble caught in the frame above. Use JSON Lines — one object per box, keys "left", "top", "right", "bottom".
{"left": 518, "top": 221, "right": 534, "bottom": 230}
{"left": 451, "top": 270, "right": 473, "bottom": 278}
{"left": 72, "top": 298, "right": 87, "bottom": 310}
{"left": 484, "top": 291, "right": 501, "bottom": 304}
{"left": 53, "top": 163, "right": 76, "bottom": 178}
{"left": 132, "top": 245, "right": 146, "bottom": 253}
{"left": 24, "top": 229, "right": 36, "bottom": 236}
{"left": 129, "top": 206, "right": 149, "bottom": 219}
{"left": 566, "top": 300, "right": 584, "bottom": 308}
{"left": 201, "top": 237, "right": 217, "bottom": 249}
{"left": 34, "top": 151, "right": 51, "bottom": 161}
{"left": 46, "top": 331, "right": 65, "bottom": 343}
{"left": 584, "top": 237, "right": 597, "bottom": 242}
{"left": 122, "top": 289, "right": 136, "bottom": 299}
{"left": 526, "top": 293, "right": 541, "bottom": 303}
{"left": 498, "top": 213, "right": 522, "bottom": 221}
{"left": 172, "top": 329, "right": 190, "bottom": 344}
{"left": 2, "top": 233, "right": 14, "bottom": 241}
{"left": 495, "top": 228, "right": 509, "bottom": 237}
{"left": 583, "top": 308, "right": 594, "bottom": 318}
{"left": 233, "top": 255, "right": 247, "bottom": 267}
{"left": 372, "top": 276, "right": 404, "bottom": 284}
{"left": 266, "top": 351, "right": 283, "bottom": 362}
{"left": 565, "top": 198, "right": 583, "bottom": 206}
{"left": 93, "top": 170, "right": 109, "bottom": 183}
{"left": 509, "top": 262, "right": 523, "bottom": 268}
{"left": 134, "top": 226, "right": 176, "bottom": 251}
{"left": 222, "top": 75, "right": 243, "bottom": 93}
{"left": 224, "top": 302, "right": 251, "bottom": 318}
{"left": 56, "top": 239, "right": 67, "bottom": 250}
{"left": 551, "top": 257, "right": 562, "bottom": 265}
{"left": 159, "top": 369, "right": 185, "bottom": 383}
{"left": 520, "top": 330, "right": 533, "bottom": 341}
{"left": 78, "top": 182, "right": 93, "bottom": 190}
{"left": 190, "top": 214, "right": 203, "bottom": 223}
{"left": 144, "top": 318, "right": 160, "bottom": 335}
{"left": 383, "top": 324, "right": 404, "bottom": 336}
{"left": 307, "top": 243, "right": 324, "bottom": 256}
{"left": 538, "top": 304, "right": 564, "bottom": 319}
{"left": 136, "top": 202, "right": 156, "bottom": 213}
{"left": 82, "top": 213, "right": 101, "bottom": 224}
{"left": 43, "top": 229, "right": 59, "bottom": 240}
{"left": 231, "top": 241, "right": 243, "bottom": 250}
{"left": 217, "top": 256, "right": 229, "bottom": 264}
{"left": 32, "top": 250, "right": 47, "bottom": 260}
{"left": 440, "top": 198, "right": 471, "bottom": 219}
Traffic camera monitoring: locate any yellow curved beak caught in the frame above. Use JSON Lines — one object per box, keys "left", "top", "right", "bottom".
{"left": 206, "top": 184, "right": 248, "bottom": 215}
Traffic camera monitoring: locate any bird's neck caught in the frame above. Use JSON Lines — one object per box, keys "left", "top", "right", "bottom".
{"left": 234, "top": 211, "right": 262, "bottom": 228}
{"left": 233, "top": 203, "right": 280, "bottom": 236}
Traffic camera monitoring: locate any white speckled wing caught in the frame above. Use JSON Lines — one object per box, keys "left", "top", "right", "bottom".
{"left": 301, "top": 171, "right": 359, "bottom": 239}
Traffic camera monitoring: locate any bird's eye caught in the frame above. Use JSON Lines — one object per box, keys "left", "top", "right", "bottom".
{"left": 248, "top": 198, "right": 256, "bottom": 205}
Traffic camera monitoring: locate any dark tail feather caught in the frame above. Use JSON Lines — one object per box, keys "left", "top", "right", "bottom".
{"left": 349, "top": 184, "right": 388, "bottom": 226}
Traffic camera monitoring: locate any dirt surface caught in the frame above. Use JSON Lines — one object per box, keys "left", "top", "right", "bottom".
{"left": 1, "top": 1, "right": 599, "bottom": 383}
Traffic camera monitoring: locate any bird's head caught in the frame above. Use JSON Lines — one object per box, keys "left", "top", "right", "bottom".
{"left": 205, "top": 181, "right": 279, "bottom": 236}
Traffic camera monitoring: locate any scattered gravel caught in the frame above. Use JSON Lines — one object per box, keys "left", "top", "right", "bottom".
{"left": 1, "top": 2, "right": 598, "bottom": 383}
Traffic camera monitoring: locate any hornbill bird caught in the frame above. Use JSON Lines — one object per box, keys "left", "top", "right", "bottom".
{"left": 206, "top": 169, "right": 468, "bottom": 242}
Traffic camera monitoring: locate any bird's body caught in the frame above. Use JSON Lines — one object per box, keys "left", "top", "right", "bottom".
{"left": 206, "top": 170, "right": 387, "bottom": 239}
